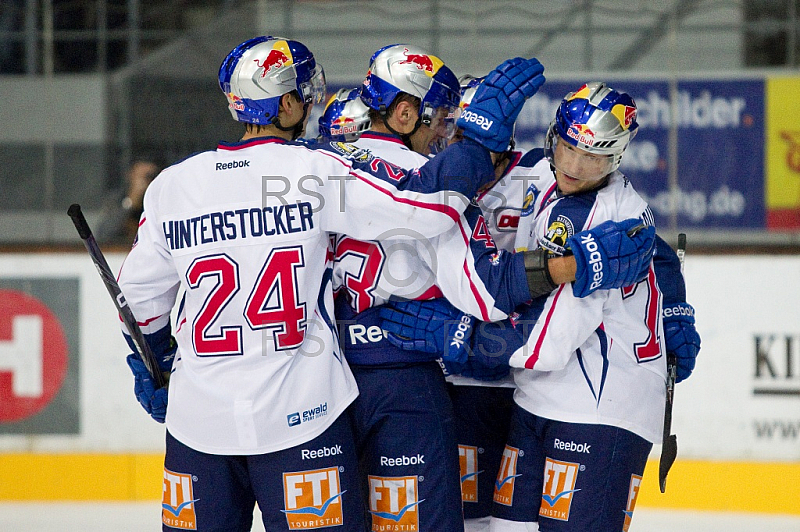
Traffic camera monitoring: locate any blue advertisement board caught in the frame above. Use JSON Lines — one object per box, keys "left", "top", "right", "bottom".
{"left": 515, "top": 79, "right": 765, "bottom": 229}
{"left": 323, "top": 78, "right": 766, "bottom": 229}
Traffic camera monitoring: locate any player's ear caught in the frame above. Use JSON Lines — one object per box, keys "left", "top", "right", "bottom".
{"left": 394, "top": 100, "right": 416, "bottom": 127}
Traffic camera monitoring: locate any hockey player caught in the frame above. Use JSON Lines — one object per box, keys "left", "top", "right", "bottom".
{"left": 380, "top": 81, "right": 701, "bottom": 532}
{"left": 317, "top": 87, "right": 371, "bottom": 142}
{"left": 335, "top": 53, "right": 658, "bottom": 531}
{"left": 117, "top": 35, "right": 551, "bottom": 531}
{"left": 484, "top": 82, "right": 679, "bottom": 531}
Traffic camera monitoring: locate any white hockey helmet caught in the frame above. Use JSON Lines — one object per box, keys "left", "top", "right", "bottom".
{"left": 218, "top": 36, "right": 326, "bottom": 126}
{"left": 545, "top": 82, "right": 638, "bottom": 179}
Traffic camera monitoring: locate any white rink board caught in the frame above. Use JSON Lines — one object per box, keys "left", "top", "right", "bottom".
{"left": 0, "top": 252, "right": 798, "bottom": 461}
{"left": 0, "top": 252, "right": 166, "bottom": 453}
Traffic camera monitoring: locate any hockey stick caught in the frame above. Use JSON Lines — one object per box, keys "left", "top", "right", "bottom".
{"left": 67, "top": 204, "right": 168, "bottom": 389}
{"left": 659, "top": 232, "right": 685, "bottom": 493}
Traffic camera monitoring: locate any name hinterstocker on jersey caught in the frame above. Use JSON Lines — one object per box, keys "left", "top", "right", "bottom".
{"left": 162, "top": 202, "right": 315, "bottom": 250}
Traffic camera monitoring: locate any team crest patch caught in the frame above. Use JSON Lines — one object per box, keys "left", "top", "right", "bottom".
{"left": 622, "top": 474, "right": 642, "bottom": 532}
{"left": 539, "top": 457, "right": 581, "bottom": 522}
{"left": 540, "top": 215, "right": 574, "bottom": 256}
{"left": 368, "top": 475, "right": 422, "bottom": 530}
{"left": 459, "top": 445, "right": 481, "bottom": 503}
{"left": 493, "top": 445, "right": 521, "bottom": 506}
{"left": 162, "top": 468, "right": 198, "bottom": 530}
{"left": 282, "top": 467, "right": 345, "bottom": 529}
{"left": 329, "top": 141, "right": 373, "bottom": 163}
{"left": 521, "top": 184, "right": 538, "bottom": 216}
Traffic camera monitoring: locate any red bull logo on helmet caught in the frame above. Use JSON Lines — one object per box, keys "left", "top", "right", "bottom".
{"left": 566, "top": 123, "right": 596, "bottom": 146}
{"left": 611, "top": 103, "right": 637, "bottom": 130}
{"left": 333, "top": 116, "right": 355, "bottom": 125}
{"left": 226, "top": 93, "right": 244, "bottom": 112}
{"left": 398, "top": 48, "right": 444, "bottom": 77}
{"left": 254, "top": 41, "right": 294, "bottom": 78}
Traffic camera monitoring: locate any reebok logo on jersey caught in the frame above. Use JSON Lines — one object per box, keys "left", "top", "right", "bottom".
{"left": 493, "top": 445, "right": 521, "bottom": 507}
{"left": 579, "top": 233, "right": 604, "bottom": 291}
{"left": 282, "top": 467, "right": 344, "bottom": 529}
{"left": 369, "top": 475, "right": 422, "bottom": 529}
{"left": 380, "top": 454, "right": 425, "bottom": 466}
{"left": 460, "top": 110, "right": 494, "bottom": 131}
{"left": 553, "top": 438, "right": 591, "bottom": 454}
{"left": 459, "top": 445, "right": 480, "bottom": 503}
{"left": 449, "top": 315, "right": 473, "bottom": 349}
{"left": 301, "top": 445, "right": 343, "bottom": 460}
{"left": 540, "top": 457, "right": 581, "bottom": 522}
{"left": 162, "top": 468, "right": 198, "bottom": 530}
{"left": 215, "top": 159, "right": 250, "bottom": 171}
{"left": 623, "top": 474, "right": 642, "bottom": 532}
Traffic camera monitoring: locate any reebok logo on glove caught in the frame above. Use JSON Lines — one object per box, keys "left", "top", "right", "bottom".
{"left": 579, "top": 233, "right": 604, "bottom": 291}
{"left": 663, "top": 305, "right": 694, "bottom": 318}
{"left": 460, "top": 110, "right": 494, "bottom": 131}
{"left": 449, "top": 314, "right": 474, "bottom": 349}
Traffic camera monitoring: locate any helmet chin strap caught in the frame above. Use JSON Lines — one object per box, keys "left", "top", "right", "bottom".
{"left": 379, "top": 105, "right": 422, "bottom": 151}
{"left": 271, "top": 102, "right": 310, "bottom": 140}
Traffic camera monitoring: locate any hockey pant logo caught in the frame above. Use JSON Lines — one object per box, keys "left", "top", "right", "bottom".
{"left": 539, "top": 457, "right": 581, "bottom": 522}
{"left": 282, "top": 467, "right": 345, "bottom": 529}
{"left": 459, "top": 445, "right": 480, "bottom": 502}
{"left": 623, "top": 474, "right": 642, "bottom": 532}
{"left": 493, "top": 445, "right": 521, "bottom": 506}
{"left": 368, "top": 475, "right": 422, "bottom": 530}
{"left": 162, "top": 468, "right": 198, "bottom": 530}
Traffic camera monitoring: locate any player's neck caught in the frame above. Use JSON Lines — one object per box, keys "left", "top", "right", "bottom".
{"left": 241, "top": 126, "right": 293, "bottom": 142}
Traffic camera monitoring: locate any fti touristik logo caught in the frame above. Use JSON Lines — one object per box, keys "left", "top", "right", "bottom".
{"left": 282, "top": 467, "right": 345, "bottom": 529}
{"left": 493, "top": 445, "right": 521, "bottom": 506}
{"left": 368, "top": 475, "right": 422, "bottom": 529}
{"left": 162, "top": 468, "right": 198, "bottom": 530}
{"left": 458, "top": 445, "right": 481, "bottom": 503}
{"left": 623, "top": 474, "right": 642, "bottom": 532}
{"left": 539, "top": 457, "right": 581, "bottom": 522}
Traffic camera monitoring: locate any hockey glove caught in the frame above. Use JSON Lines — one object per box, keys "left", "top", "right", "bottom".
{"left": 457, "top": 57, "right": 545, "bottom": 153}
{"left": 569, "top": 218, "right": 656, "bottom": 298}
{"left": 438, "top": 358, "right": 466, "bottom": 378}
{"left": 126, "top": 354, "right": 168, "bottom": 423}
{"left": 461, "top": 357, "right": 511, "bottom": 382}
{"left": 662, "top": 302, "right": 701, "bottom": 383}
{"left": 379, "top": 299, "right": 474, "bottom": 363}
{"left": 123, "top": 326, "right": 176, "bottom": 423}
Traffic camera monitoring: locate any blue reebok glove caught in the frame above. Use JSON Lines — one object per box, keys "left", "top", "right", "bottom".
{"left": 662, "top": 302, "right": 701, "bottom": 383}
{"left": 379, "top": 299, "right": 474, "bottom": 363}
{"left": 438, "top": 358, "right": 466, "bottom": 378}
{"left": 460, "top": 357, "right": 510, "bottom": 381}
{"left": 457, "top": 57, "right": 545, "bottom": 152}
{"left": 126, "top": 354, "right": 168, "bottom": 423}
{"left": 569, "top": 218, "right": 656, "bottom": 298}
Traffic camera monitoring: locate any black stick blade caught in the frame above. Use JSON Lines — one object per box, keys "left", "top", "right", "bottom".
{"left": 659, "top": 434, "right": 678, "bottom": 493}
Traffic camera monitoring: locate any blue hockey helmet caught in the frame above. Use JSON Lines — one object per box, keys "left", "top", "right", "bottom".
{"left": 545, "top": 82, "right": 638, "bottom": 178}
{"left": 218, "top": 36, "right": 326, "bottom": 125}
{"left": 318, "top": 88, "right": 371, "bottom": 142}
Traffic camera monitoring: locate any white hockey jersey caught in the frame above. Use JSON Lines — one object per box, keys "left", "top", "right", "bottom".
{"left": 117, "top": 136, "right": 495, "bottom": 455}
{"left": 445, "top": 150, "right": 531, "bottom": 388}
{"left": 510, "top": 158, "right": 666, "bottom": 443}
{"left": 332, "top": 133, "right": 528, "bottom": 326}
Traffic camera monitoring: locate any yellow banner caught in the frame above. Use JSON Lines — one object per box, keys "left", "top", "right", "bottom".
{"left": 766, "top": 77, "right": 800, "bottom": 209}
